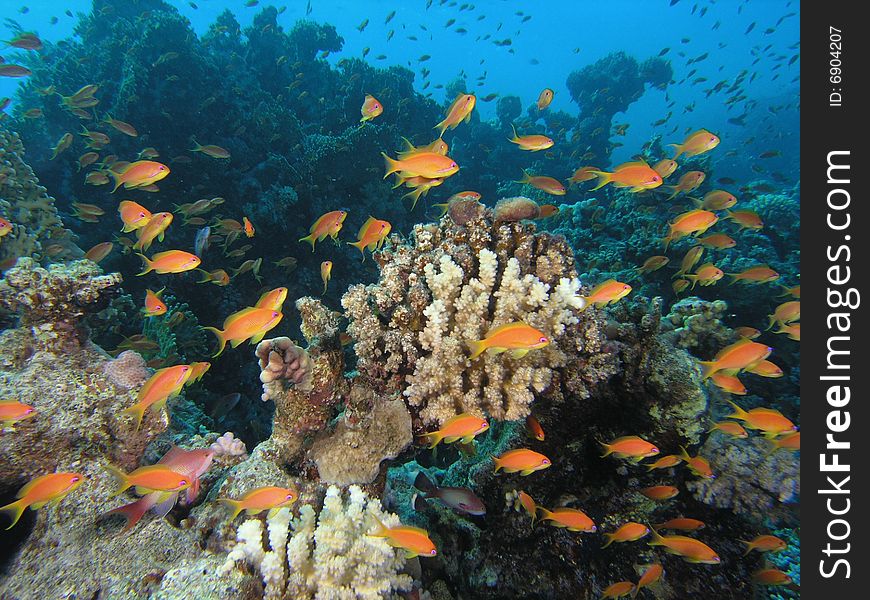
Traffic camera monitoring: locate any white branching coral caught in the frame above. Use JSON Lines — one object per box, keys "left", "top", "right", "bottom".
{"left": 221, "top": 485, "right": 413, "bottom": 600}
{"left": 342, "top": 214, "right": 612, "bottom": 427}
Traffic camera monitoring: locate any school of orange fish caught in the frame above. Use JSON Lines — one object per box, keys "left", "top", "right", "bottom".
{"left": 0, "top": 24, "right": 799, "bottom": 596}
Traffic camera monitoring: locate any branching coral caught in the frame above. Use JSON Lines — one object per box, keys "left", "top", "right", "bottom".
{"left": 342, "top": 210, "right": 612, "bottom": 426}
{"left": 221, "top": 485, "right": 413, "bottom": 600}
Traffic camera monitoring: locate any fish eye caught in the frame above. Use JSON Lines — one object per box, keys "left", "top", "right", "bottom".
{"left": 430, "top": 549, "right": 437, "bottom": 555}
{"left": 542, "top": 458, "right": 551, "bottom": 464}
{"left": 286, "top": 493, "right": 295, "bottom": 500}
{"left": 179, "top": 479, "right": 188, "bottom": 485}
{"left": 71, "top": 476, "right": 80, "bottom": 482}
{"left": 539, "top": 336, "right": 548, "bottom": 343}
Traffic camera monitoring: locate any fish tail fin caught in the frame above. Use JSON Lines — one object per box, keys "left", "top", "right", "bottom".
{"left": 381, "top": 152, "right": 400, "bottom": 178}
{"left": 661, "top": 234, "right": 673, "bottom": 251}
{"left": 368, "top": 514, "right": 388, "bottom": 537}
{"left": 599, "top": 440, "right": 613, "bottom": 458}
{"left": 218, "top": 498, "right": 244, "bottom": 520}
{"left": 433, "top": 119, "right": 448, "bottom": 137}
{"left": 403, "top": 186, "right": 426, "bottom": 210}
{"left": 105, "top": 463, "right": 132, "bottom": 498}
{"left": 726, "top": 399, "right": 748, "bottom": 420}
{"left": 740, "top": 540, "right": 754, "bottom": 556}
{"left": 509, "top": 123, "right": 519, "bottom": 142}
{"left": 668, "top": 143, "right": 683, "bottom": 159}
{"left": 106, "top": 498, "right": 151, "bottom": 532}
{"left": 466, "top": 338, "right": 486, "bottom": 360}
{"left": 690, "top": 196, "right": 703, "bottom": 208}
{"left": 698, "top": 360, "right": 718, "bottom": 380}
{"left": 203, "top": 327, "right": 227, "bottom": 357}
{"left": 108, "top": 169, "right": 123, "bottom": 193}
{"left": 491, "top": 454, "right": 502, "bottom": 473}
{"left": 135, "top": 253, "right": 152, "bottom": 276}
{"left": 122, "top": 403, "right": 146, "bottom": 431}
{"left": 195, "top": 269, "right": 211, "bottom": 283}
{"left": 418, "top": 431, "right": 443, "bottom": 449}
{"left": 647, "top": 525, "right": 665, "bottom": 546}
{"left": 678, "top": 445, "right": 691, "bottom": 461}
{"left": 588, "top": 170, "right": 612, "bottom": 191}
{"left": 413, "top": 471, "right": 437, "bottom": 494}
{"left": 766, "top": 314, "right": 777, "bottom": 331}
{"left": 601, "top": 533, "right": 615, "bottom": 548}
{"left": 535, "top": 507, "right": 552, "bottom": 522}
{"left": 0, "top": 499, "right": 27, "bottom": 530}
{"left": 298, "top": 233, "right": 316, "bottom": 251}
{"left": 515, "top": 169, "right": 532, "bottom": 185}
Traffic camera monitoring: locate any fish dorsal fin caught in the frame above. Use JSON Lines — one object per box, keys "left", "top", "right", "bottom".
{"left": 358, "top": 216, "right": 376, "bottom": 238}
{"left": 485, "top": 321, "right": 526, "bottom": 338}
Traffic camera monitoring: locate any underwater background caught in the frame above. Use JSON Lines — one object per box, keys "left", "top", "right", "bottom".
{"left": 0, "top": 0, "right": 799, "bottom": 598}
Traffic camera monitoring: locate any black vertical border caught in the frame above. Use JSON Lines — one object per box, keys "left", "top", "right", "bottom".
{"left": 802, "top": 3, "right": 867, "bottom": 597}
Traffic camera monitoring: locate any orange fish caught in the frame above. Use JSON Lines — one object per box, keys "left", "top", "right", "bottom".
{"left": 299, "top": 210, "right": 348, "bottom": 251}
{"left": 0, "top": 216, "right": 12, "bottom": 237}
{"left": 774, "top": 323, "right": 800, "bottom": 341}
{"left": 108, "top": 160, "right": 170, "bottom": 192}
{"left": 699, "top": 338, "right": 773, "bottom": 379}
{"left": 118, "top": 200, "right": 152, "bottom": 232}
{"left": 525, "top": 414, "right": 545, "bottom": 441}
{"left": 137, "top": 250, "right": 201, "bottom": 275}
{"left": 663, "top": 170, "right": 706, "bottom": 199}
{"left": 0, "top": 400, "right": 36, "bottom": 429}
{"left": 661, "top": 209, "right": 718, "bottom": 250}
{"left": 320, "top": 260, "right": 332, "bottom": 294}
{"left": 653, "top": 159, "right": 678, "bottom": 178}
{"left": 725, "top": 209, "right": 763, "bottom": 230}
{"left": 50, "top": 133, "right": 73, "bottom": 160}
{"left": 84, "top": 241, "right": 114, "bottom": 263}
{"left": 636, "top": 255, "right": 669, "bottom": 274}
{"left": 360, "top": 94, "right": 383, "bottom": 122}
{"left": 601, "top": 582, "right": 635, "bottom": 599}
{"left": 537, "top": 204, "right": 560, "bottom": 218}
{"left": 767, "top": 301, "right": 800, "bottom": 329}
{"left": 695, "top": 233, "right": 736, "bottom": 249}
{"left": 134, "top": 211, "right": 173, "bottom": 251}
{"left": 420, "top": 413, "right": 489, "bottom": 448}
{"left": 515, "top": 490, "right": 537, "bottom": 522}
{"left": 369, "top": 516, "right": 438, "bottom": 558}
{"left": 600, "top": 436, "right": 660, "bottom": 462}
{"left": 398, "top": 137, "right": 449, "bottom": 158}
{"left": 537, "top": 506, "right": 596, "bottom": 532}
{"left": 190, "top": 139, "right": 230, "bottom": 159}
{"left": 187, "top": 361, "right": 211, "bottom": 383}
{"left": 467, "top": 322, "right": 550, "bottom": 360}
{"left": 672, "top": 279, "right": 690, "bottom": 294}
{"left": 103, "top": 116, "right": 138, "bottom": 137}
{"left": 204, "top": 307, "right": 283, "bottom": 356}
{"left": 645, "top": 455, "right": 682, "bottom": 470}
{"left": 383, "top": 152, "right": 459, "bottom": 180}
{"left": 752, "top": 569, "right": 792, "bottom": 586}
{"left": 568, "top": 166, "right": 599, "bottom": 185}
{"left": 536, "top": 88, "right": 554, "bottom": 111}
{"left": 589, "top": 161, "right": 662, "bottom": 193}
{"left": 602, "top": 522, "right": 649, "bottom": 548}
{"left": 733, "top": 326, "right": 761, "bottom": 339}
{"left": 242, "top": 216, "right": 255, "bottom": 238}
{"left": 634, "top": 564, "right": 664, "bottom": 597}
{"left": 709, "top": 421, "right": 748, "bottom": 438}
{"left": 434, "top": 93, "right": 476, "bottom": 136}
{"left": 726, "top": 400, "right": 797, "bottom": 437}
{"left": 778, "top": 284, "right": 800, "bottom": 299}
{"left": 349, "top": 216, "right": 392, "bottom": 258}
{"left": 729, "top": 265, "right": 780, "bottom": 284}
{"left": 669, "top": 128, "right": 720, "bottom": 159}
{"left": 746, "top": 359, "right": 783, "bottom": 378}
{"left": 508, "top": 124, "right": 553, "bottom": 151}
{"left": 678, "top": 446, "right": 713, "bottom": 479}
{"left": 685, "top": 263, "right": 724, "bottom": 288}
{"left": 493, "top": 449, "right": 551, "bottom": 475}
{"left": 123, "top": 364, "right": 193, "bottom": 429}
{"left": 674, "top": 246, "right": 704, "bottom": 277}
{"left": 0, "top": 472, "right": 85, "bottom": 529}
{"left": 219, "top": 486, "right": 298, "bottom": 519}
{"left": 516, "top": 171, "right": 566, "bottom": 195}
{"left": 655, "top": 518, "right": 705, "bottom": 531}
{"left": 144, "top": 288, "right": 167, "bottom": 317}
{"left": 694, "top": 190, "right": 737, "bottom": 211}
{"left": 769, "top": 431, "right": 800, "bottom": 452}
{"left": 255, "top": 287, "right": 288, "bottom": 311}
{"left": 710, "top": 372, "right": 746, "bottom": 394}
{"left": 106, "top": 464, "right": 192, "bottom": 496}
{"left": 581, "top": 280, "right": 631, "bottom": 307}
{"left": 640, "top": 485, "right": 679, "bottom": 501}
{"left": 648, "top": 529, "right": 721, "bottom": 564}
{"left": 742, "top": 534, "right": 787, "bottom": 555}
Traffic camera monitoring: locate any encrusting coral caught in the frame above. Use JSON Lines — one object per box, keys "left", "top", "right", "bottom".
{"left": 342, "top": 208, "right": 612, "bottom": 426}
{"left": 221, "top": 485, "right": 413, "bottom": 600}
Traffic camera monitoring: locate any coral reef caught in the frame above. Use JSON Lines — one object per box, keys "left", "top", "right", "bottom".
{"left": 211, "top": 432, "right": 249, "bottom": 458}
{"left": 342, "top": 210, "right": 613, "bottom": 426}
{"left": 660, "top": 296, "right": 734, "bottom": 356}
{"left": 687, "top": 435, "right": 799, "bottom": 521}
{"left": 0, "top": 127, "right": 79, "bottom": 267}
{"left": 221, "top": 485, "right": 414, "bottom": 600}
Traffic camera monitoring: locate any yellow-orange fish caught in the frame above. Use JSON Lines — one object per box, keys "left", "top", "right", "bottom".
{"left": 602, "top": 522, "right": 649, "bottom": 548}
{"left": 653, "top": 159, "right": 678, "bottom": 178}
{"left": 663, "top": 170, "right": 706, "bottom": 199}
{"left": 699, "top": 338, "right": 773, "bottom": 379}
{"left": 709, "top": 421, "right": 748, "bottom": 438}
{"left": 537, "top": 506, "right": 596, "bottom": 532}
{"left": 299, "top": 210, "right": 347, "bottom": 251}
{"left": 634, "top": 564, "right": 664, "bottom": 597}
{"left": 190, "top": 139, "right": 230, "bottom": 159}
{"left": 636, "top": 255, "right": 669, "bottom": 274}
{"left": 581, "top": 279, "right": 631, "bottom": 307}
{"left": 108, "top": 160, "right": 170, "bottom": 192}
{"left": 0, "top": 472, "right": 85, "bottom": 529}
{"left": 369, "top": 516, "right": 438, "bottom": 558}
{"left": 601, "top": 436, "right": 660, "bottom": 462}
{"left": 536, "top": 88, "right": 554, "bottom": 111}
{"left": 685, "top": 262, "right": 724, "bottom": 288}
{"left": 360, "top": 94, "right": 383, "bottom": 122}
{"left": 589, "top": 161, "right": 662, "bottom": 193}
{"left": 678, "top": 446, "right": 713, "bottom": 479}
{"left": 255, "top": 287, "right": 288, "bottom": 311}
{"left": 137, "top": 250, "right": 201, "bottom": 275}
{"left": 382, "top": 151, "right": 459, "bottom": 180}
{"left": 219, "top": 486, "right": 298, "bottom": 519}
{"left": 517, "top": 171, "right": 566, "bottom": 195}
{"left": 0, "top": 400, "right": 36, "bottom": 429}
{"left": 726, "top": 400, "right": 797, "bottom": 438}
{"left": 123, "top": 364, "right": 193, "bottom": 429}
{"left": 348, "top": 216, "right": 392, "bottom": 257}
{"left": 694, "top": 190, "right": 737, "bottom": 211}
{"left": 601, "top": 582, "right": 635, "bottom": 599}
{"left": 710, "top": 372, "right": 747, "bottom": 395}
{"left": 105, "top": 464, "right": 191, "bottom": 496}
{"left": 434, "top": 93, "right": 476, "bottom": 136}
{"left": 645, "top": 455, "right": 683, "bottom": 470}
{"left": 419, "top": 413, "right": 489, "bottom": 448}
{"left": 467, "top": 322, "right": 550, "bottom": 360}
{"left": 118, "top": 200, "right": 152, "bottom": 232}
{"left": 144, "top": 288, "right": 167, "bottom": 317}
{"left": 742, "top": 534, "right": 787, "bottom": 555}
{"left": 493, "top": 448, "right": 551, "bottom": 475}
{"left": 243, "top": 216, "right": 255, "bottom": 238}
{"left": 508, "top": 124, "right": 553, "bottom": 151}
{"left": 640, "top": 485, "right": 679, "bottom": 501}
{"left": 669, "top": 128, "right": 720, "bottom": 159}
{"left": 204, "top": 307, "right": 283, "bottom": 356}
{"left": 726, "top": 209, "right": 763, "bottom": 230}
{"left": 729, "top": 265, "right": 779, "bottom": 284}
{"left": 661, "top": 209, "right": 718, "bottom": 250}
{"left": 320, "top": 260, "right": 332, "bottom": 294}
{"left": 654, "top": 518, "right": 705, "bottom": 531}
{"left": 648, "top": 528, "right": 720, "bottom": 564}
